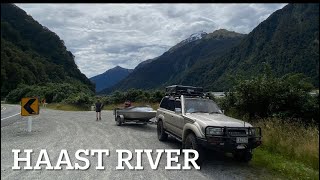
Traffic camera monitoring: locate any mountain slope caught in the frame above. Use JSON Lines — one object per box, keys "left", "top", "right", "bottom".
{"left": 180, "top": 3, "right": 319, "bottom": 90}
{"left": 1, "top": 4, "right": 94, "bottom": 97}
{"left": 105, "top": 3, "right": 319, "bottom": 93}
{"left": 101, "top": 29, "right": 246, "bottom": 93}
{"left": 90, "top": 66, "right": 133, "bottom": 92}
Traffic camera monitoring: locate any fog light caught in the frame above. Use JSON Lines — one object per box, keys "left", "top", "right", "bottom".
{"left": 208, "top": 137, "right": 222, "bottom": 144}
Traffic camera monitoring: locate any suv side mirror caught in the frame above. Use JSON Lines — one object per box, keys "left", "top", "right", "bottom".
{"left": 175, "top": 108, "right": 182, "bottom": 113}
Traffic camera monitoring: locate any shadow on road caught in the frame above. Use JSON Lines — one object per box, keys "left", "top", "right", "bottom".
{"left": 114, "top": 122, "right": 157, "bottom": 133}
{"left": 159, "top": 136, "right": 252, "bottom": 170}
{"left": 116, "top": 123, "right": 250, "bottom": 167}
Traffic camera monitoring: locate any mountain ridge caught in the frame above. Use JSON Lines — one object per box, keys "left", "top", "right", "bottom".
{"left": 179, "top": 3, "right": 319, "bottom": 90}
{"left": 90, "top": 66, "right": 133, "bottom": 93}
{"left": 101, "top": 3, "right": 319, "bottom": 93}
{"left": 99, "top": 29, "right": 246, "bottom": 94}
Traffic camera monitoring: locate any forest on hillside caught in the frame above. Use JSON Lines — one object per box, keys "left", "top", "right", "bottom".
{"left": 1, "top": 4, "right": 94, "bottom": 99}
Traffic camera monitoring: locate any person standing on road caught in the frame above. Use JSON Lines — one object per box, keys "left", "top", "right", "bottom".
{"left": 42, "top": 98, "right": 47, "bottom": 108}
{"left": 124, "top": 100, "right": 131, "bottom": 108}
{"left": 95, "top": 99, "right": 103, "bottom": 121}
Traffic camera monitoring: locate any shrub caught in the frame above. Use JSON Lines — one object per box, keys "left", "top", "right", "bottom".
{"left": 98, "top": 89, "right": 165, "bottom": 106}
{"left": 5, "top": 82, "right": 94, "bottom": 104}
{"left": 6, "top": 84, "right": 33, "bottom": 103}
{"left": 150, "top": 90, "right": 165, "bottom": 103}
{"left": 63, "top": 92, "right": 93, "bottom": 106}
{"left": 222, "top": 65, "right": 319, "bottom": 123}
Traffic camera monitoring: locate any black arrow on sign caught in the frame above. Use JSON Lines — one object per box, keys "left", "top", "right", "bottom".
{"left": 24, "top": 99, "right": 36, "bottom": 114}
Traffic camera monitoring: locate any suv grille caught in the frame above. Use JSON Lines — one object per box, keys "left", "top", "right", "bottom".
{"left": 228, "top": 129, "right": 247, "bottom": 136}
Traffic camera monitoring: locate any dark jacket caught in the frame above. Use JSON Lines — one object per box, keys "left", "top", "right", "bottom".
{"left": 95, "top": 102, "right": 103, "bottom": 112}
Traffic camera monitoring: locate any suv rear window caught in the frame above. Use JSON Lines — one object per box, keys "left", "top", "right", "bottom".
{"left": 160, "top": 97, "right": 181, "bottom": 111}
{"left": 160, "top": 97, "right": 169, "bottom": 109}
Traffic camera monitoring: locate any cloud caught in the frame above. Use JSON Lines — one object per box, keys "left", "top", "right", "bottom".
{"left": 15, "top": 3, "right": 286, "bottom": 78}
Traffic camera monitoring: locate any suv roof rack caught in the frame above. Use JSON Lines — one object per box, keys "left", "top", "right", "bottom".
{"left": 165, "top": 85, "right": 205, "bottom": 97}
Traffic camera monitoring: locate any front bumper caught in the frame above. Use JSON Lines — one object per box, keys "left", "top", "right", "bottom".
{"left": 198, "top": 126, "right": 262, "bottom": 152}
{"left": 197, "top": 136, "right": 262, "bottom": 152}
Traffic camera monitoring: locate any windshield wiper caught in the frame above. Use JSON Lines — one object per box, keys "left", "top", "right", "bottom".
{"left": 192, "top": 110, "right": 209, "bottom": 113}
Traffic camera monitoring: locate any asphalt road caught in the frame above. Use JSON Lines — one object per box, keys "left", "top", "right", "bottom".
{"left": 1, "top": 108, "right": 275, "bottom": 180}
{"left": 1, "top": 104, "right": 21, "bottom": 127}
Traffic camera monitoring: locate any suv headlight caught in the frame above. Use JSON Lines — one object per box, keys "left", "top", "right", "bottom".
{"left": 206, "top": 127, "right": 224, "bottom": 136}
{"left": 248, "top": 128, "right": 255, "bottom": 135}
{"left": 249, "top": 128, "right": 261, "bottom": 136}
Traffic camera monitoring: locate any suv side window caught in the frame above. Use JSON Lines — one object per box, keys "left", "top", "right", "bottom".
{"left": 167, "top": 100, "right": 175, "bottom": 111}
{"left": 160, "top": 97, "right": 179, "bottom": 112}
{"left": 160, "top": 97, "right": 169, "bottom": 109}
{"left": 175, "top": 100, "right": 181, "bottom": 109}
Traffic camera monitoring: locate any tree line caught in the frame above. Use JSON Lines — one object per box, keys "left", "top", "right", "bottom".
{"left": 4, "top": 65, "right": 318, "bottom": 124}
{"left": 218, "top": 66, "right": 319, "bottom": 124}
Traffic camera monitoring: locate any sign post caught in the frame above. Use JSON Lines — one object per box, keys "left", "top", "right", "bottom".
{"left": 21, "top": 97, "right": 39, "bottom": 132}
{"left": 27, "top": 116, "right": 32, "bottom": 132}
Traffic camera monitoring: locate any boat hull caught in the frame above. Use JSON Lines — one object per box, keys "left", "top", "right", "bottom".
{"left": 114, "top": 106, "right": 156, "bottom": 122}
{"left": 118, "top": 111, "right": 156, "bottom": 121}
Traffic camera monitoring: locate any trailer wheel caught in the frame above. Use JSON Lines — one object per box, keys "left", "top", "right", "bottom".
{"left": 116, "top": 116, "right": 122, "bottom": 126}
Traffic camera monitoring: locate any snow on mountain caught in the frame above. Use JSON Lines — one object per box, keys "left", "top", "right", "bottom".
{"left": 182, "top": 31, "right": 208, "bottom": 43}
{"left": 168, "top": 31, "right": 208, "bottom": 52}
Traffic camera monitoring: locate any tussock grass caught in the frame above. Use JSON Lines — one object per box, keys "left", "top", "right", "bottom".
{"left": 47, "top": 102, "right": 159, "bottom": 111}
{"left": 252, "top": 118, "right": 319, "bottom": 179}
{"left": 46, "top": 103, "right": 90, "bottom": 111}
{"left": 253, "top": 148, "right": 318, "bottom": 180}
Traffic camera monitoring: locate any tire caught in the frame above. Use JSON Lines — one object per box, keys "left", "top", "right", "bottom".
{"left": 233, "top": 150, "right": 253, "bottom": 162}
{"left": 184, "top": 133, "right": 205, "bottom": 166}
{"left": 116, "top": 116, "right": 122, "bottom": 126}
{"left": 157, "top": 120, "right": 168, "bottom": 141}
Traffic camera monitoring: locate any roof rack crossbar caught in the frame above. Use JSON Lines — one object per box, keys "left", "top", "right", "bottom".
{"left": 165, "top": 85, "right": 205, "bottom": 97}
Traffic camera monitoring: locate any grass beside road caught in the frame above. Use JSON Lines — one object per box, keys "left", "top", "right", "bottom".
{"left": 252, "top": 148, "right": 318, "bottom": 180}
{"left": 46, "top": 103, "right": 90, "bottom": 111}
{"left": 251, "top": 118, "right": 319, "bottom": 180}
{"left": 46, "top": 102, "right": 159, "bottom": 111}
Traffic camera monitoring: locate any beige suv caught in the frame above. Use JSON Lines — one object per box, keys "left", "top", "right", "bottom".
{"left": 156, "top": 85, "right": 262, "bottom": 164}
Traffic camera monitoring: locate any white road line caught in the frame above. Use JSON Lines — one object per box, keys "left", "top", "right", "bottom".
{"left": 1, "top": 106, "right": 6, "bottom": 111}
{"left": 1, "top": 113, "right": 20, "bottom": 121}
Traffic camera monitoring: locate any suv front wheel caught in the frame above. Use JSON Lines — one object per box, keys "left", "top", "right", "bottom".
{"left": 184, "top": 133, "right": 205, "bottom": 166}
{"left": 157, "top": 120, "right": 168, "bottom": 141}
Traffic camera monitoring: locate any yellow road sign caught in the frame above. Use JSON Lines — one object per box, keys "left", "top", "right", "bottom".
{"left": 21, "top": 97, "right": 39, "bottom": 116}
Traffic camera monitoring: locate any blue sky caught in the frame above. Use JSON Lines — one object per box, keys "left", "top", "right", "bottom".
{"left": 16, "top": 3, "right": 286, "bottom": 78}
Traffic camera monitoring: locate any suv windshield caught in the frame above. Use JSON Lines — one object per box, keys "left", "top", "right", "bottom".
{"left": 185, "top": 98, "right": 222, "bottom": 114}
